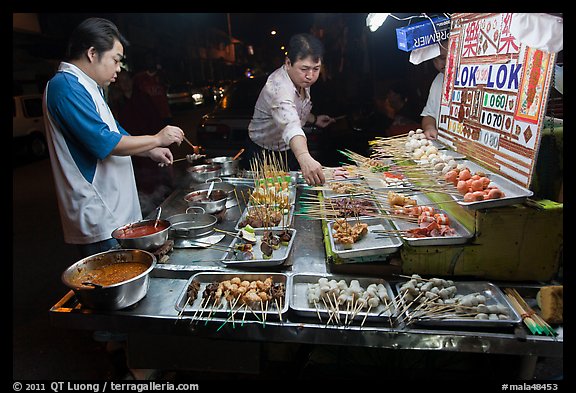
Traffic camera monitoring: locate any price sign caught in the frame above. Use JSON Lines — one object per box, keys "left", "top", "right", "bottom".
{"left": 480, "top": 128, "right": 500, "bottom": 149}
{"left": 480, "top": 110, "right": 504, "bottom": 130}
{"left": 483, "top": 91, "right": 508, "bottom": 111}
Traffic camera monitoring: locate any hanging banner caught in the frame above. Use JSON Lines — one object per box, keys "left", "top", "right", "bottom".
{"left": 437, "top": 13, "right": 556, "bottom": 188}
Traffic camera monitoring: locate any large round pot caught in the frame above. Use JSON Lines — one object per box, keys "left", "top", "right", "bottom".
{"left": 167, "top": 207, "right": 218, "bottom": 238}
{"left": 111, "top": 219, "right": 171, "bottom": 251}
{"left": 183, "top": 188, "right": 227, "bottom": 214}
{"left": 187, "top": 164, "right": 222, "bottom": 183}
{"left": 61, "top": 249, "right": 156, "bottom": 310}
{"left": 204, "top": 156, "right": 240, "bottom": 176}
{"left": 189, "top": 177, "right": 236, "bottom": 201}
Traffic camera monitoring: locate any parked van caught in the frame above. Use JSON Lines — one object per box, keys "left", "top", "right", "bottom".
{"left": 13, "top": 94, "right": 47, "bottom": 159}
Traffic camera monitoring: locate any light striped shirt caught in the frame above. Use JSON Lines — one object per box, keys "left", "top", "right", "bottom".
{"left": 248, "top": 65, "right": 311, "bottom": 151}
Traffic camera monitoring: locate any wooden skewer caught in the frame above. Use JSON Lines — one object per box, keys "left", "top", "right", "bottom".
{"left": 182, "top": 135, "right": 197, "bottom": 151}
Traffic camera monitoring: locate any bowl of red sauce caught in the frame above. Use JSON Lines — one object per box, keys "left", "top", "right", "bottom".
{"left": 112, "top": 219, "right": 171, "bottom": 251}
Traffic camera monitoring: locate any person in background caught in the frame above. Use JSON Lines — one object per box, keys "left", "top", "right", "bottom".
{"left": 112, "top": 56, "right": 176, "bottom": 216}
{"left": 43, "top": 17, "right": 184, "bottom": 258}
{"left": 247, "top": 33, "right": 336, "bottom": 186}
{"left": 420, "top": 40, "right": 448, "bottom": 140}
{"left": 131, "top": 54, "right": 173, "bottom": 129}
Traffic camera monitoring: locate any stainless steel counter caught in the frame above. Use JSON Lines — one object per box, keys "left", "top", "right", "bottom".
{"left": 49, "top": 180, "right": 563, "bottom": 376}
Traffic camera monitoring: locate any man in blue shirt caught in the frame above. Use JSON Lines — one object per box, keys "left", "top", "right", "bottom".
{"left": 43, "top": 17, "right": 184, "bottom": 258}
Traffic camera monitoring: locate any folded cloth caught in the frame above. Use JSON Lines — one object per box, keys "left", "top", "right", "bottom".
{"left": 510, "top": 13, "right": 563, "bottom": 53}
{"left": 410, "top": 44, "right": 441, "bottom": 65}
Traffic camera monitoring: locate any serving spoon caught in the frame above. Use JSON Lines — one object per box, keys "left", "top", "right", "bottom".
{"left": 153, "top": 206, "right": 162, "bottom": 228}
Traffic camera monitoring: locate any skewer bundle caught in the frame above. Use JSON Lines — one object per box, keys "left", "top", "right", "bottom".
{"left": 504, "top": 288, "right": 558, "bottom": 336}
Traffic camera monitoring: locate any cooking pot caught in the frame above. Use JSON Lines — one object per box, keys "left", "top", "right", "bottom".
{"left": 187, "top": 164, "right": 222, "bottom": 183}
{"left": 183, "top": 188, "right": 227, "bottom": 214}
{"left": 190, "top": 177, "right": 235, "bottom": 200}
{"left": 167, "top": 207, "right": 218, "bottom": 238}
{"left": 111, "top": 219, "right": 171, "bottom": 251}
{"left": 204, "top": 156, "right": 240, "bottom": 176}
{"left": 61, "top": 249, "right": 156, "bottom": 310}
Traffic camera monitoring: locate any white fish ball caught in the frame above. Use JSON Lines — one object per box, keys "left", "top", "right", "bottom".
{"left": 475, "top": 294, "right": 487, "bottom": 304}
{"left": 367, "top": 297, "right": 380, "bottom": 308}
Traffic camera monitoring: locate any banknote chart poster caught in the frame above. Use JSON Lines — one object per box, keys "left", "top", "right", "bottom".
{"left": 436, "top": 13, "right": 556, "bottom": 188}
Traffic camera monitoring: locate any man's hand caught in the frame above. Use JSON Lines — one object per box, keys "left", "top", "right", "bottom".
{"left": 423, "top": 128, "right": 438, "bottom": 139}
{"left": 298, "top": 152, "right": 325, "bottom": 186}
{"left": 149, "top": 147, "right": 174, "bottom": 165}
{"left": 156, "top": 125, "right": 184, "bottom": 146}
{"left": 315, "top": 114, "right": 336, "bottom": 128}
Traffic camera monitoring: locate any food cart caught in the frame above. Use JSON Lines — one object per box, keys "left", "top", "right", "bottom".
{"left": 49, "top": 12, "right": 563, "bottom": 379}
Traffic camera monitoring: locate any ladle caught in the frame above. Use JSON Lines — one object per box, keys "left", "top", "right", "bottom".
{"left": 232, "top": 148, "right": 245, "bottom": 161}
{"left": 153, "top": 206, "right": 162, "bottom": 228}
{"left": 206, "top": 180, "right": 215, "bottom": 199}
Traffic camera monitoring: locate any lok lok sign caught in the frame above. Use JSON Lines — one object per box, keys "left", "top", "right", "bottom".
{"left": 437, "top": 13, "right": 556, "bottom": 188}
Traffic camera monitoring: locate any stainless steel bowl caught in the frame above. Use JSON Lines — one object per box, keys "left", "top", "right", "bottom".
{"left": 204, "top": 156, "right": 240, "bottom": 176}
{"left": 61, "top": 249, "right": 156, "bottom": 310}
{"left": 186, "top": 164, "right": 222, "bottom": 183}
{"left": 111, "top": 219, "right": 171, "bottom": 251}
{"left": 167, "top": 207, "right": 218, "bottom": 238}
{"left": 183, "top": 189, "right": 227, "bottom": 214}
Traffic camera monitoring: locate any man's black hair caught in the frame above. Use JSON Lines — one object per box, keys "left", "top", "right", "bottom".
{"left": 66, "top": 17, "right": 130, "bottom": 61}
{"left": 287, "top": 33, "right": 324, "bottom": 64}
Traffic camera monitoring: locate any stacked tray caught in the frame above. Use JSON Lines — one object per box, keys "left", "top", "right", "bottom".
{"left": 175, "top": 272, "right": 289, "bottom": 320}
{"left": 394, "top": 279, "right": 522, "bottom": 328}
{"left": 290, "top": 273, "right": 398, "bottom": 323}
{"left": 220, "top": 228, "right": 297, "bottom": 268}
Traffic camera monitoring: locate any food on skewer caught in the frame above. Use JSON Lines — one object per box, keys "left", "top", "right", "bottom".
{"left": 332, "top": 218, "right": 369, "bottom": 247}
{"left": 387, "top": 191, "right": 417, "bottom": 208}
{"left": 260, "top": 241, "right": 274, "bottom": 259}
{"left": 239, "top": 205, "right": 285, "bottom": 228}
{"left": 236, "top": 250, "right": 255, "bottom": 261}
{"left": 306, "top": 277, "right": 393, "bottom": 326}
{"left": 278, "top": 230, "right": 293, "bottom": 246}
{"left": 239, "top": 225, "right": 257, "bottom": 244}
{"left": 234, "top": 242, "right": 253, "bottom": 252}
{"left": 325, "top": 197, "right": 379, "bottom": 218}
{"left": 262, "top": 231, "right": 281, "bottom": 250}
{"left": 398, "top": 274, "right": 512, "bottom": 325}
{"left": 187, "top": 279, "right": 201, "bottom": 304}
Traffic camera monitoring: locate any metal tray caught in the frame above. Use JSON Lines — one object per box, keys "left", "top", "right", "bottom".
{"left": 452, "top": 160, "right": 534, "bottom": 209}
{"left": 322, "top": 179, "right": 370, "bottom": 198}
{"left": 175, "top": 272, "right": 289, "bottom": 318}
{"left": 388, "top": 193, "right": 474, "bottom": 246}
{"left": 235, "top": 202, "right": 295, "bottom": 231}
{"left": 395, "top": 280, "right": 522, "bottom": 327}
{"left": 328, "top": 217, "right": 402, "bottom": 259}
{"left": 220, "top": 228, "right": 297, "bottom": 267}
{"left": 290, "top": 273, "right": 397, "bottom": 322}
